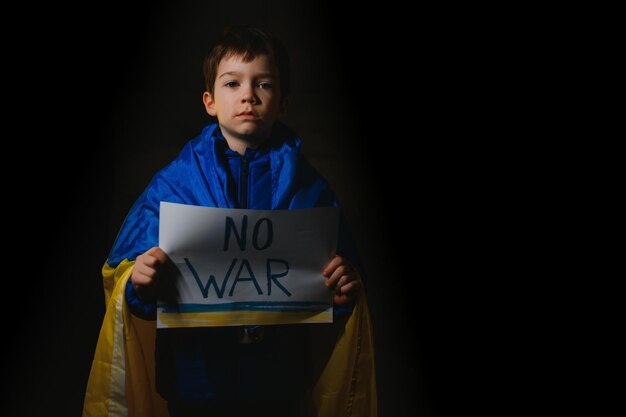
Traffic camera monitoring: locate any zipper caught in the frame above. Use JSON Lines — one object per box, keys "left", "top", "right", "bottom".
{"left": 240, "top": 156, "right": 249, "bottom": 209}
{"left": 237, "top": 155, "right": 263, "bottom": 344}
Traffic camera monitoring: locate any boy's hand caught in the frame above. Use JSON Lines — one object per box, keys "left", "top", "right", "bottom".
{"left": 323, "top": 255, "right": 361, "bottom": 307}
{"left": 131, "top": 247, "right": 175, "bottom": 302}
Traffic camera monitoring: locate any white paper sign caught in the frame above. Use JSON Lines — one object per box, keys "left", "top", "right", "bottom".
{"left": 157, "top": 202, "right": 339, "bottom": 328}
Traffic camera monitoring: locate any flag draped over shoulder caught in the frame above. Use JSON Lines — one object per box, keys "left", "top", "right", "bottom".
{"left": 82, "top": 123, "right": 377, "bottom": 416}
{"left": 83, "top": 260, "right": 169, "bottom": 417}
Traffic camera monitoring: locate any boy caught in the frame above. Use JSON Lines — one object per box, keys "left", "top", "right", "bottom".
{"left": 84, "top": 27, "right": 376, "bottom": 417}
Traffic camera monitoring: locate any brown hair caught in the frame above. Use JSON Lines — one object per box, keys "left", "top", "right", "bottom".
{"left": 203, "top": 26, "right": 290, "bottom": 101}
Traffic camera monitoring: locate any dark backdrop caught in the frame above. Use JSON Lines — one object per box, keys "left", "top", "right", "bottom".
{"left": 5, "top": 2, "right": 474, "bottom": 416}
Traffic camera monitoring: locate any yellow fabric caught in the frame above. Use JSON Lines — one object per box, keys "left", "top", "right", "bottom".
{"left": 84, "top": 261, "right": 377, "bottom": 417}
{"left": 83, "top": 260, "right": 169, "bottom": 417}
{"left": 311, "top": 286, "right": 377, "bottom": 416}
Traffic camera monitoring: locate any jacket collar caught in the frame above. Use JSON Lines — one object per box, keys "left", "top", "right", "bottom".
{"left": 198, "top": 122, "right": 302, "bottom": 210}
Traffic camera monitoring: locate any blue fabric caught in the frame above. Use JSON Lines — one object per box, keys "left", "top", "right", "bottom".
{"left": 124, "top": 278, "right": 156, "bottom": 321}
{"left": 109, "top": 122, "right": 360, "bottom": 403}
{"left": 109, "top": 122, "right": 344, "bottom": 265}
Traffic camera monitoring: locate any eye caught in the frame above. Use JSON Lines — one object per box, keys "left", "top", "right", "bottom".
{"left": 225, "top": 81, "right": 239, "bottom": 88}
{"left": 258, "top": 82, "right": 273, "bottom": 90}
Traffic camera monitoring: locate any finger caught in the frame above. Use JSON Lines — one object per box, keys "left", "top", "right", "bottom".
{"left": 335, "top": 272, "right": 357, "bottom": 289}
{"left": 147, "top": 247, "right": 170, "bottom": 265}
{"left": 131, "top": 271, "right": 154, "bottom": 287}
{"left": 339, "top": 280, "right": 360, "bottom": 295}
{"left": 138, "top": 254, "right": 159, "bottom": 269}
{"left": 133, "top": 263, "right": 157, "bottom": 279}
{"left": 323, "top": 255, "right": 344, "bottom": 277}
{"left": 334, "top": 292, "right": 356, "bottom": 307}
{"left": 146, "top": 246, "right": 161, "bottom": 256}
{"left": 326, "top": 265, "right": 350, "bottom": 288}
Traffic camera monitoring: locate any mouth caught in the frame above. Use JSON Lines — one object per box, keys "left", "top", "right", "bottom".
{"left": 237, "top": 111, "right": 259, "bottom": 120}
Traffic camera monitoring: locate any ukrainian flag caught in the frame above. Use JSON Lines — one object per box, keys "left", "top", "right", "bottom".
{"left": 83, "top": 123, "right": 377, "bottom": 416}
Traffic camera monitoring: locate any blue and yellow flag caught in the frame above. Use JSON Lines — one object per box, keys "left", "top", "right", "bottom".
{"left": 83, "top": 123, "right": 377, "bottom": 416}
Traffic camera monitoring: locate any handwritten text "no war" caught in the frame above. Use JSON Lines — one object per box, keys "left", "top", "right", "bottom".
{"left": 183, "top": 215, "right": 292, "bottom": 299}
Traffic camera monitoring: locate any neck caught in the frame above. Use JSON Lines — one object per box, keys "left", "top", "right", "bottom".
{"left": 221, "top": 131, "right": 269, "bottom": 156}
{"left": 224, "top": 136, "right": 256, "bottom": 155}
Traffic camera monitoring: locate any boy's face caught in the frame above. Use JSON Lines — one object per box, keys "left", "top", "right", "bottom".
{"left": 203, "top": 54, "right": 284, "bottom": 145}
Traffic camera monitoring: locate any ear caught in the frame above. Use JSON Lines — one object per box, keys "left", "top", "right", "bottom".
{"left": 279, "top": 96, "right": 288, "bottom": 117}
{"left": 203, "top": 91, "right": 217, "bottom": 116}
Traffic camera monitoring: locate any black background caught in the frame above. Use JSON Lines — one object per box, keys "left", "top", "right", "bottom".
{"left": 5, "top": 1, "right": 488, "bottom": 416}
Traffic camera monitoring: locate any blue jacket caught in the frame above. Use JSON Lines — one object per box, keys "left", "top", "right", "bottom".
{"left": 107, "top": 122, "right": 359, "bottom": 402}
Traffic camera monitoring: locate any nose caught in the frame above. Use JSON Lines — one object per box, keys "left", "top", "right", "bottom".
{"left": 241, "top": 84, "right": 257, "bottom": 104}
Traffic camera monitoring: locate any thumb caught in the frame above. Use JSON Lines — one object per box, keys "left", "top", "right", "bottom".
{"left": 146, "top": 246, "right": 169, "bottom": 264}
{"left": 146, "top": 246, "right": 161, "bottom": 256}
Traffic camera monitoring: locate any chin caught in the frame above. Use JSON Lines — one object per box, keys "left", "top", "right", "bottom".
{"left": 239, "top": 127, "right": 270, "bottom": 140}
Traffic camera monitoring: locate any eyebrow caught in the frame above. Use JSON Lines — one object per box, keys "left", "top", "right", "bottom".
{"left": 218, "top": 71, "right": 276, "bottom": 79}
